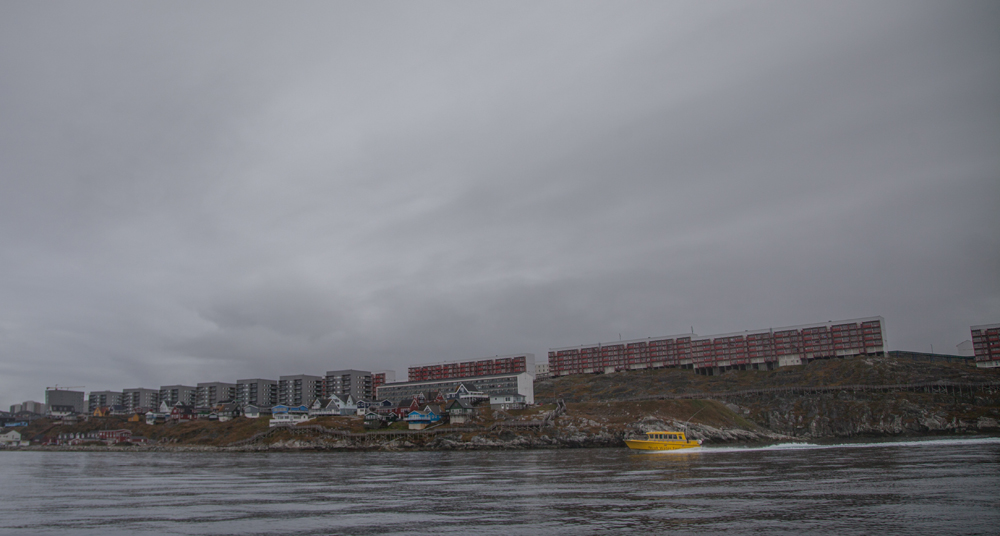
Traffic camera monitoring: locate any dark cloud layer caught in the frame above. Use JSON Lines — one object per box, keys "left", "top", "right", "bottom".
{"left": 1, "top": 1, "right": 998, "bottom": 404}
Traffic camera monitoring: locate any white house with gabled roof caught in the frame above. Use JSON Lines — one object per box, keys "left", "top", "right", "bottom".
{"left": 0, "top": 430, "right": 26, "bottom": 446}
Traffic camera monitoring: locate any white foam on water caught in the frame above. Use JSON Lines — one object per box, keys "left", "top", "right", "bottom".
{"left": 636, "top": 447, "right": 706, "bottom": 455}
{"left": 699, "top": 436, "right": 1000, "bottom": 454}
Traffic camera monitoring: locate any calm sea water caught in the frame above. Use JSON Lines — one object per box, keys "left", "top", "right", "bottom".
{"left": 0, "top": 437, "right": 998, "bottom": 535}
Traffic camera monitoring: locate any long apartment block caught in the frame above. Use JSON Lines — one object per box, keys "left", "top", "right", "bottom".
{"left": 549, "top": 316, "right": 887, "bottom": 377}
{"left": 971, "top": 323, "right": 1000, "bottom": 368}
{"left": 377, "top": 371, "right": 534, "bottom": 405}
{"left": 407, "top": 354, "right": 535, "bottom": 382}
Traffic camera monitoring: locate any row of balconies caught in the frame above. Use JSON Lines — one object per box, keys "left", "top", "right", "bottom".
{"left": 554, "top": 345, "right": 879, "bottom": 371}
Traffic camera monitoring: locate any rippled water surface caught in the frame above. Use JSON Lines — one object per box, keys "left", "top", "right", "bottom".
{"left": 1, "top": 437, "right": 998, "bottom": 535}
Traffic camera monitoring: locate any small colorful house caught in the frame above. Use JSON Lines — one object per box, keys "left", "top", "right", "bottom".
{"left": 170, "top": 404, "right": 196, "bottom": 422}
{"left": 391, "top": 397, "right": 423, "bottom": 419}
{"left": 0, "top": 430, "right": 25, "bottom": 447}
{"left": 309, "top": 395, "right": 357, "bottom": 417}
{"left": 145, "top": 411, "right": 168, "bottom": 425}
{"left": 444, "top": 399, "right": 475, "bottom": 424}
{"left": 97, "top": 429, "right": 132, "bottom": 444}
{"left": 489, "top": 393, "right": 527, "bottom": 410}
{"left": 355, "top": 399, "right": 379, "bottom": 416}
{"left": 269, "top": 405, "right": 311, "bottom": 427}
{"left": 361, "top": 399, "right": 395, "bottom": 415}
{"left": 405, "top": 405, "right": 442, "bottom": 430}
{"left": 363, "top": 409, "right": 386, "bottom": 429}
{"left": 243, "top": 405, "right": 272, "bottom": 419}
{"left": 448, "top": 384, "right": 489, "bottom": 405}
{"left": 215, "top": 403, "right": 241, "bottom": 422}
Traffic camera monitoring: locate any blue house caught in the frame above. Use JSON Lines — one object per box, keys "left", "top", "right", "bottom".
{"left": 269, "top": 405, "right": 311, "bottom": 427}
{"left": 358, "top": 399, "right": 395, "bottom": 415}
{"left": 405, "top": 405, "right": 442, "bottom": 430}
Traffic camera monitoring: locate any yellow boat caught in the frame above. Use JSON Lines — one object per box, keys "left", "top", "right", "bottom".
{"left": 625, "top": 430, "right": 702, "bottom": 451}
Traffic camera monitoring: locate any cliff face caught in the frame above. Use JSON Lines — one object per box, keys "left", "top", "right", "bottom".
{"left": 743, "top": 392, "right": 1000, "bottom": 438}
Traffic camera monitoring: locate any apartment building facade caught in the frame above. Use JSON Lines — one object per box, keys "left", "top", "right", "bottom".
{"left": 196, "top": 382, "right": 237, "bottom": 407}
{"left": 45, "top": 389, "right": 85, "bottom": 415}
{"left": 971, "top": 323, "right": 1000, "bottom": 368}
{"left": 9, "top": 401, "right": 46, "bottom": 414}
{"left": 407, "top": 354, "right": 535, "bottom": 382}
{"left": 123, "top": 388, "right": 160, "bottom": 413}
{"left": 159, "top": 385, "right": 197, "bottom": 407}
{"left": 236, "top": 378, "right": 278, "bottom": 407}
{"left": 87, "top": 391, "right": 124, "bottom": 412}
{"left": 376, "top": 371, "right": 534, "bottom": 405}
{"left": 372, "top": 370, "right": 396, "bottom": 394}
{"left": 549, "top": 316, "right": 887, "bottom": 377}
{"left": 325, "top": 369, "right": 373, "bottom": 401}
{"left": 278, "top": 375, "right": 324, "bottom": 406}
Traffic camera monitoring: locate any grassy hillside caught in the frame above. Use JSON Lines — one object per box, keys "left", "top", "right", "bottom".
{"left": 18, "top": 415, "right": 272, "bottom": 446}
{"left": 534, "top": 355, "right": 999, "bottom": 403}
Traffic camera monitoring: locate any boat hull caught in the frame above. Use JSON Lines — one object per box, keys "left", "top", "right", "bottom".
{"left": 625, "top": 439, "right": 700, "bottom": 451}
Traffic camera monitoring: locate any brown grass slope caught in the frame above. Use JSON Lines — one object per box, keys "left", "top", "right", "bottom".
{"left": 20, "top": 416, "right": 272, "bottom": 446}
{"left": 534, "top": 355, "right": 1000, "bottom": 403}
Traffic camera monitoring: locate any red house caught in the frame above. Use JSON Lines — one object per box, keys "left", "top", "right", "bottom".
{"left": 97, "top": 429, "right": 132, "bottom": 443}
{"left": 170, "top": 404, "right": 196, "bottom": 421}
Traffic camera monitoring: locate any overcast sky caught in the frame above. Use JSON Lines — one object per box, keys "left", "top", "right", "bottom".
{"left": 1, "top": 1, "right": 997, "bottom": 406}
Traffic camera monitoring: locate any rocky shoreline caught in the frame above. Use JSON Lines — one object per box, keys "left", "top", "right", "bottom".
{"left": 11, "top": 413, "right": 997, "bottom": 453}
{"left": 8, "top": 356, "right": 999, "bottom": 452}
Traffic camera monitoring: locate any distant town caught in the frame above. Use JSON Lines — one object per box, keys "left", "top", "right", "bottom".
{"left": 1, "top": 317, "right": 996, "bottom": 447}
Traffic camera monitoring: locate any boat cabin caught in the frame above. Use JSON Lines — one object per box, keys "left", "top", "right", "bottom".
{"left": 647, "top": 432, "right": 686, "bottom": 441}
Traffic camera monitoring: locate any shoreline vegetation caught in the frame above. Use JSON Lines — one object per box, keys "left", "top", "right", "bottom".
{"left": 7, "top": 355, "right": 1000, "bottom": 452}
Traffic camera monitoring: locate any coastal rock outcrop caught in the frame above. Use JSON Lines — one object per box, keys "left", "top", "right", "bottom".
{"left": 746, "top": 391, "right": 1000, "bottom": 439}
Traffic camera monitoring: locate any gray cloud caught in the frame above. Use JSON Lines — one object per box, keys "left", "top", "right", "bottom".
{"left": 1, "top": 1, "right": 998, "bottom": 404}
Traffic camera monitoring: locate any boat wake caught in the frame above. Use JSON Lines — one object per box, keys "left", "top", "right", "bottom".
{"left": 699, "top": 436, "right": 1000, "bottom": 454}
